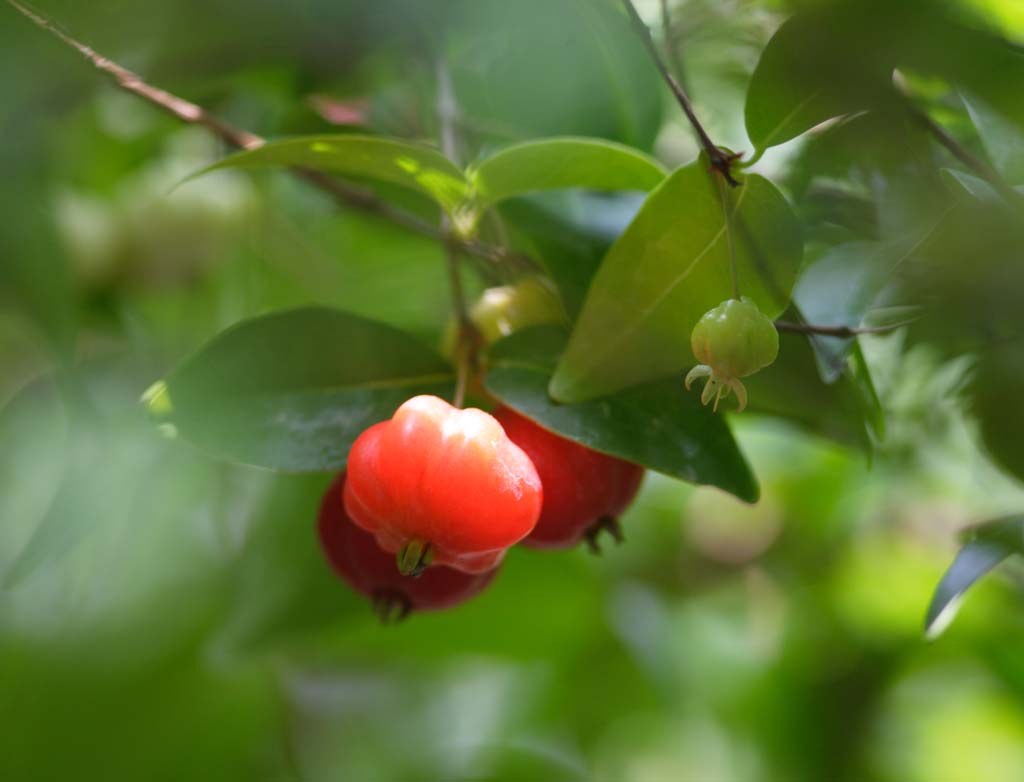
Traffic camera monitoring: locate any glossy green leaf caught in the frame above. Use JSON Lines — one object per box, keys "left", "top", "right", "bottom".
{"left": 471, "top": 137, "right": 666, "bottom": 204}
{"left": 450, "top": 0, "right": 662, "bottom": 150}
{"left": 150, "top": 308, "right": 453, "bottom": 471}
{"left": 485, "top": 327, "right": 758, "bottom": 502}
{"left": 973, "top": 345, "right": 1024, "bottom": 484}
{"left": 746, "top": 2, "right": 1024, "bottom": 155}
{"left": 498, "top": 192, "right": 640, "bottom": 321}
{"left": 194, "top": 135, "right": 469, "bottom": 213}
{"left": 743, "top": 329, "right": 874, "bottom": 451}
{"left": 790, "top": 234, "right": 934, "bottom": 385}
{"left": 925, "top": 516, "right": 1024, "bottom": 639}
{"left": 550, "top": 160, "right": 802, "bottom": 403}
{"left": 962, "top": 93, "right": 1024, "bottom": 185}
{"left": 744, "top": 11, "right": 888, "bottom": 151}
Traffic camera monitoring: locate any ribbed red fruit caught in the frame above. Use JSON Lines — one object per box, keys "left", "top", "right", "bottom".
{"left": 344, "top": 395, "right": 543, "bottom": 574}
{"left": 318, "top": 474, "right": 497, "bottom": 620}
{"left": 491, "top": 407, "right": 644, "bottom": 550}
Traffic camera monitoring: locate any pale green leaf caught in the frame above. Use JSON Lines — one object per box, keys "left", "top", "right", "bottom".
{"left": 193, "top": 135, "right": 469, "bottom": 213}
{"left": 471, "top": 137, "right": 666, "bottom": 204}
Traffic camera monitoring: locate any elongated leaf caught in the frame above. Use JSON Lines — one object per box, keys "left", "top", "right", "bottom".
{"left": 450, "top": 0, "right": 662, "bottom": 150}
{"left": 747, "top": 2, "right": 1024, "bottom": 154}
{"left": 793, "top": 242, "right": 888, "bottom": 382}
{"left": 471, "top": 137, "right": 666, "bottom": 204}
{"left": 962, "top": 93, "right": 1024, "bottom": 185}
{"left": 744, "top": 11, "right": 888, "bottom": 151}
{"left": 194, "top": 135, "right": 469, "bottom": 213}
{"left": 791, "top": 230, "right": 937, "bottom": 385}
{"left": 550, "top": 160, "right": 802, "bottom": 403}
{"left": 742, "top": 329, "right": 873, "bottom": 451}
{"left": 973, "top": 344, "right": 1024, "bottom": 484}
{"left": 925, "top": 516, "right": 1024, "bottom": 640}
{"left": 485, "top": 327, "right": 758, "bottom": 502}
{"left": 498, "top": 191, "right": 643, "bottom": 321}
{"left": 148, "top": 308, "right": 453, "bottom": 471}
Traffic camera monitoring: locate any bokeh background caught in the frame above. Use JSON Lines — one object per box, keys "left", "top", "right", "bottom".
{"left": 3, "top": 1, "right": 1024, "bottom": 780}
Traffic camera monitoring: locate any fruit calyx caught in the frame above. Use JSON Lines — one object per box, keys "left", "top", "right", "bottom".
{"left": 583, "top": 515, "right": 625, "bottom": 555}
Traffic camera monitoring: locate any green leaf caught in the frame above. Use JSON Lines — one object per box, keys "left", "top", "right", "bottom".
{"left": 925, "top": 516, "right": 1024, "bottom": 640}
{"left": 450, "top": 0, "right": 662, "bottom": 150}
{"left": 746, "top": 3, "right": 1024, "bottom": 155}
{"left": 471, "top": 137, "right": 666, "bottom": 204}
{"left": 973, "top": 345, "right": 1024, "bottom": 484}
{"left": 550, "top": 160, "right": 802, "bottom": 403}
{"left": 498, "top": 192, "right": 639, "bottom": 321}
{"left": 485, "top": 327, "right": 758, "bottom": 502}
{"left": 792, "top": 242, "right": 887, "bottom": 383}
{"left": 193, "top": 135, "right": 469, "bottom": 213}
{"left": 962, "top": 92, "right": 1024, "bottom": 185}
{"left": 742, "top": 329, "right": 874, "bottom": 450}
{"left": 150, "top": 308, "right": 453, "bottom": 471}
{"left": 744, "top": 11, "right": 888, "bottom": 152}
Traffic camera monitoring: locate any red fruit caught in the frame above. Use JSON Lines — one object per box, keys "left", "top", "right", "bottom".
{"left": 318, "top": 474, "right": 497, "bottom": 620}
{"left": 491, "top": 407, "right": 644, "bottom": 550}
{"left": 343, "top": 395, "right": 543, "bottom": 574}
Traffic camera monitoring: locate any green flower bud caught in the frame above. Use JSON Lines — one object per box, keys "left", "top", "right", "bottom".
{"left": 685, "top": 297, "right": 778, "bottom": 412}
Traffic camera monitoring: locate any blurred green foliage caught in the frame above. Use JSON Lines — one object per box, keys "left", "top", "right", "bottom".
{"left": 4, "top": 1, "right": 1024, "bottom": 781}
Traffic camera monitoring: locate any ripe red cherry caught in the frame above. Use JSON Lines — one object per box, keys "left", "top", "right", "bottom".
{"left": 344, "top": 395, "right": 542, "bottom": 574}
{"left": 318, "top": 474, "right": 497, "bottom": 621}
{"left": 491, "top": 407, "right": 644, "bottom": 550}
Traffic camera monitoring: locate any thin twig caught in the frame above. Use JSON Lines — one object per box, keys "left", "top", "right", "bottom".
{"left": 715, "top": 174, "right": 739, "bottom": 298}
{"left": 620, "top": 0, "right": 739, "bottom": 185}
{"left": 5, "top": 0, "right": 537, "bottom": 272}
{"left": 658, "top": 0, "right": 688, "bottom": 95}
{"left": 436, "top": 57, "right": 473, "bottom": 408}
{"left": 775, "top": 319, "right": 915, "bottom": 338}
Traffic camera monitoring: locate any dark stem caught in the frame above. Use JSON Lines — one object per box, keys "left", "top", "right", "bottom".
{"left": 658, "top": 0, "right": 688, "bottom": 94}
{"left": 620, "top": 0, "right": 739, "bottom": 186}
{"left": 5, "top": 0, "right": 539, "bottom": 273}
{"left": 893, "top": 73, "right": 1020, "bottom": 205}
{"left": 775, "top": 319, "right": 915, "bottom": 338}
{"left": 435, "top": 56, "right": 474, "bottom": 409}
{"left": 716, "top": 175, "right": 740, "bottom": 298}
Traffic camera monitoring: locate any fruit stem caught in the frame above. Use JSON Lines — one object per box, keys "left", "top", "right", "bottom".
{"left": 715, "top": 173, "right": 740, "bottom": 299}
{"left": 620, "top": 0, "right": 740, "bottom": 186}
{"left": 436, "top": 54, "right": 475, "bottom": 409}
{"left": 397, "top": 540, "right": 434, "bottom": 577}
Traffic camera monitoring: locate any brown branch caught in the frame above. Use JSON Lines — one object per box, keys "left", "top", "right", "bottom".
{"left": 775, "top": 319, "right": 913, "bottom": 338}
{"left": 6, "top": 0, "right": 536, "bottom": 272}
{"left": 436, "top": 57, "right": 474, "bottom": 408}
{"left": 621, "top": 0, "right": 739, "bottom": 186}
{"left": 8, "top": 0, "right": 262, "bottom": 149}
{"left": 893, "top": 73, "right": 1021, "bottom": 206}
{"left": 658, "top": 0, "right": 688, "bottom": 95}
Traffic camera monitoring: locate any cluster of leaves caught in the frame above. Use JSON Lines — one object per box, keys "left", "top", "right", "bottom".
{"left": 104, "top": 0, "right": 1024, "bottom": 629}
{"left": 4, "top": 0, "right": 1024, "bottom": 778}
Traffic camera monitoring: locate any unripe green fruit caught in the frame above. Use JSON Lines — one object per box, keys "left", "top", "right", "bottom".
{"left": 442, "top": 276, "right": 564, "bottom": 357}
{"left": 685, "top": 297, "right": 778, "bottom": 412}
